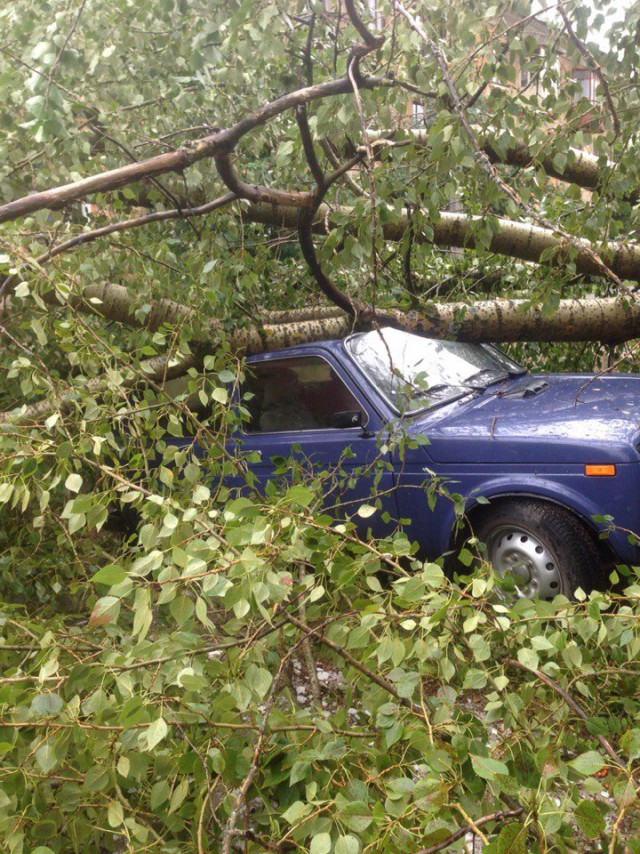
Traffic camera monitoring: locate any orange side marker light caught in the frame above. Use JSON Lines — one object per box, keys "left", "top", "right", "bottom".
{"left": 585, "top": 464, "right": 616, "bottom": 476}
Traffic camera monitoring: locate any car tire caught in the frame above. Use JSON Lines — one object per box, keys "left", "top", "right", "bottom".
{"left": 473, "top": 499, "right": 600, "bottom": 599}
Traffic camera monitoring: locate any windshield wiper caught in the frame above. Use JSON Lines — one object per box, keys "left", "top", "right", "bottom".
{"left": 464, "top": 368, "right": 514, "bottom": 389}
{"left": 411, "top": 382, "right": 469, "bottom": 399}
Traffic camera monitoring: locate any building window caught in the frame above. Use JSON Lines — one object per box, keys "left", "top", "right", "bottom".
{"left": 572, "top": 68, "right": 597, "bottom": 102}
{"left": 411, "top": 101, "right": 426, "bottom": 126}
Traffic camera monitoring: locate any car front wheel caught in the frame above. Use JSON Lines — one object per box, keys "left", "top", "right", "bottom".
{"left": 474, "top": 499, "right": 600, "bottom": 599}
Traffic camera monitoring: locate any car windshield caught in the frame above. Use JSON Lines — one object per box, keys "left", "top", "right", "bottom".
{"left": 345, "top": 328, "right": 525, "bottom": 414}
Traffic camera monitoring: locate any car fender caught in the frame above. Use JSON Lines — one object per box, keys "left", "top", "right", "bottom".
{"left": 434, "top": 475, "right": 612, "bottom": 558}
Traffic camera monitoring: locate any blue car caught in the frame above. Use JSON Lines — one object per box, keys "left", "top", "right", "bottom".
{"left": 188, "top": 327, "right": 640, "bottom": 597}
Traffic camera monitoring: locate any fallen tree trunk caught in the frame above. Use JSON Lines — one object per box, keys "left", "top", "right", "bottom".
{"left": 38, "top": 280, "right": 640, "bottom": 347}
{"left": 367, "top": 129, "right": 605, "bottom": 193}
{"left": 256, "top": 297, "right": 640, "bottom": 345}
{"left": 4, "top": 294, "right": 639, "bottom": 426}
{"left": 244, "top": 202, "right": 640, "bottom": 281}
{"left": 13, "top": 196, "right": 638, "bottom": 308}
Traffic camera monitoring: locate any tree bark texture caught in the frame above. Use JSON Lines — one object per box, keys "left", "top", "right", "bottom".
{"left": 46, "top": 280, "right": 640, "bottom": 346}
{"left": 4, "top": 294, "right": 639, "bottom": 426}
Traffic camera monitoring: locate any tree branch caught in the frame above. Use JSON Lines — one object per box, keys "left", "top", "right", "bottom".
{"left": 0, "top": 73, "right": 389, "bottom": 225}
{"left": 295, "top": 104, "right": 367, "bottom": 317}
{"left": 344, "top": 0, "right": 385, "bottom": 50}
{"left": 0, "top": 193, "right": 237, "bottom": 300}
{"left": 392, "top": 1, "right": 624, "bottom": 290}
{"left": 214, "top": 151, "right": 313, "bottom": 208}
{"left": 366, "top": 129, "right": 606, "bottom": 194}
{"left": 506, "top": 658, "right": 628, "bottom": 772}
{"left": 244, "top": 201, "right": 640, "bottom": 283}
{"left": 414, "top": 807, "right": 525, "bottom": 854}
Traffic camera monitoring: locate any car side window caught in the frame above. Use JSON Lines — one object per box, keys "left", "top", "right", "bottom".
{"left": 243, "top": 356, "right": 362, "bottom": 433}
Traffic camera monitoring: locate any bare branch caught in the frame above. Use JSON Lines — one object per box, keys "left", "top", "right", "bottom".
{"left": 344, "top": 0, "right": 385, "bottom": 50}
{"left": 296, "top": 105, "right": 325, "bottom": 188}
{"left": 214, "top": 151, "right": 313, "bottom": 207}
{"left": 320, "top": 138, "right": 367, "bottom": 195}
{"left": 297, "top": 207, "right": 365, "bottom": 317}
{"left": 291, "top": 3, "right": 385, "bottom": 318}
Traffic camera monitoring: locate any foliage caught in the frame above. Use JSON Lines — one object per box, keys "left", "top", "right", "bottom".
{"left": 2, "top": 449, "right": 640, "bottom": 853}
{"left": 2, "top": 0, "right": 640, "bottom": 851}
{"left": 3, "top": 463, "right": 640, "bottom": 851}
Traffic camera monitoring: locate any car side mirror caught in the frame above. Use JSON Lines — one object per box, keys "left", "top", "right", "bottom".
{"left": 330, "top": 410, "right": 365, "bottom": 429}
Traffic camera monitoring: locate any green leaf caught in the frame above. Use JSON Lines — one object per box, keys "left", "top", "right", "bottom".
{"left": 246, "top": 664, "right": 272, "bottom": 698}
{"left": 146, "top": 717, "right": 168, "bottom": 751}
{"left": 574, "top": 800, "right": 605, "bottom": 839}
{"left": 357, "top": 504, "right": 376, "bottom": 518}
{"left": 170, "top": 595, "right": 195, "bottom": 626}
{"left": 458, "top": 547, "right": 473, "bottom": 566}
{"left": 339, "top": 800, "right": 373, "bottom": 832}
{"left": 150, "top": 780, "right": 170, "bottom": 809}
{"left": 35, "top": 742, "right": 57, "bottom": 773}
{"left": 107, "top": 799, "right": 124, "bottom": 828}
{"left": 65, "top": 473, "right": 83, "bottom": 493}
{"left": 310, "top": 834, "right": 332, "bottom": 854}
{"left": 92, "top": 564, "right": 126, "bottom": 585}
{"left": 84, "top": 766, "right": 109, "bottom": 792}
{"left": 470, "top": 754, "right": 509, "bottom": 780}
{"left": 168, "top": 778, "right": 189, "bottom": 814}
{"left": 282, "top": 801, "right": 310, "bottom": 825}
{"left": 163, "top": 512, "right": 179, "bottom": 531}
{"left": 30, "top": 693, "right": 63, "bottom": 717}
{"left": 289, "top": 762, "right": 310, "bottom": 785}
{"left": 497, "top": 822, "right": 527, "bottom": 854}
{"left": 620, "top": 728, "right": 640, "bottom": 760}
{"left": 569, "top": 751, "right": 606, "bottom": 776}
{"left": 335, "top": 835, "right": 360, "bottom": 854}
{"left": 130, "top": 550, "right": 163, "bottom": 577}
{"left": 516, "top": 648, "right": 539, "bottom": 671}
{"left": 88, "top": 595, "right": 120, "bottom": 627}
{"left": 286, "top": 484, "right": 315, "bottom": 507}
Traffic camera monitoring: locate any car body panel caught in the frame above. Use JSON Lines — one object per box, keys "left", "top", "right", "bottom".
{"left": 413, "top": 374, "right": 640, "bottom": 464}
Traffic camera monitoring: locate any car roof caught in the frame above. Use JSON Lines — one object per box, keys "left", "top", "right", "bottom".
{"left": 247, "top": 337, "right": 345, "bottom": 363}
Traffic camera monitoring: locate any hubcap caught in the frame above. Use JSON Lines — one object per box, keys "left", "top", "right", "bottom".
{"left": 488, "top": 526, "right": 563, "bottom": 599}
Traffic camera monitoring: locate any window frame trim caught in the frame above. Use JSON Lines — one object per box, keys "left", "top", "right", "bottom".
{"left": 240, "top": 352, "right": 371, "bottom": 436}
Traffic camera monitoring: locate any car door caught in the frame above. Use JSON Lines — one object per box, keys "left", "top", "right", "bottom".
{"left": 231, "top": 351, "right": 398, "bottom": 538}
